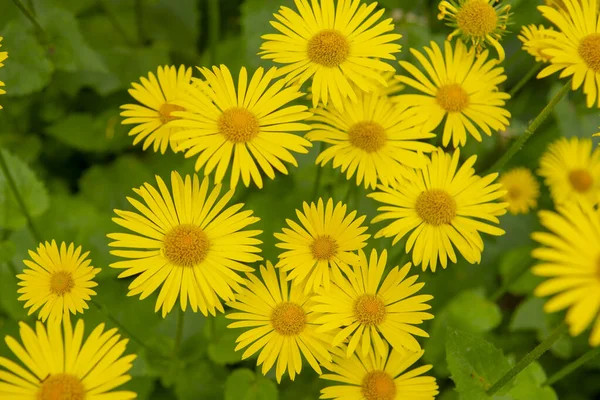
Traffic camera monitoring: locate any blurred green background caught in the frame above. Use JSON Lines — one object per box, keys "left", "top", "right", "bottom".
{"left": 0, "top": 0, "right": 599, "bottom": 399}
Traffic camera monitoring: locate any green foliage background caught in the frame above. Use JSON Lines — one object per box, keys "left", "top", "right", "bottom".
{"left": 0, "top": 0, "right": 599, "bottom": 399}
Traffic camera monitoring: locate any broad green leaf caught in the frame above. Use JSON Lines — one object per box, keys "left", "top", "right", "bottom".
{"left": 498, "top": 246, "right": 542, "bottom": 295}
{"left": 508, "top": 362, "right": 558, "bottom": 400}
{"left": 0, "top": 133, "right": 43, "bottom": 163}
{"left": 204, "top": 314, "right": 242, "bottom": 365}
{"left": 0, "top": 149, "right": 49, "bottom": 230}
{"left": 0, "top": 240, "right": 15, "bottom": 263}
{"left": 225, "top": 369, "right": 278, "bottom": 400}
{"left": 174, "top": 360, "right": 228, "bottom": 400}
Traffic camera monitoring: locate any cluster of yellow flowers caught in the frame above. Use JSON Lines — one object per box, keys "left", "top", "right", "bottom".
{"left": 1, "top": 0, "right": 600, "bottom": 399}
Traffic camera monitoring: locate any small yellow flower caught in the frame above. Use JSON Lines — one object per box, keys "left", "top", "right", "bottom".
{"left": 438, "top": 0, "right": 511, "bottom": 60}
{"left": 17, "top": 241, "right": 100, "bottom": 324}
{"left": 518, "top": 24, "right": 556, "bottom": 63}
{"left": 499, "top": 167, "right": 540, "bottom": 214}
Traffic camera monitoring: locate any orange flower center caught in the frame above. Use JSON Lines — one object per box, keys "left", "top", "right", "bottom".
{"left": 456, "top": 0, "right": 498, "bottom": 37}
{"left": 568, "top": 169, "right": 594, "bottom": 193}
{"left": 159, "top": 103, "right": 185, "bottom": 124}
{"left": 271, "top": 302, "right": 307, "bottom": 336}
{"left": 163, "top": 224, "right": 210, "bottom": 267}
{"left": 311, "top": 235, "right": 339, "bottom": 260}
{"left": 507, "top": 185, "right": 522, "bottom": 200}
{"left": 361, "top": 371, "right": 396, "bottom": 400}
{"left": 307, "top": 29, "right": 350, "bottom": 68}
{"left": 579, "top": 33, "right": 600, "bottom": 72}
{"left": 348, "top": 121, "right": 387, "bottom": 153}
{"left": 415, "top": 189, "right": 457, "bottom": 226}
{"left": 436, "top": 83, "right": 470, "bottom": 113}
{"left": 50, "top": 271, "right": 75, "bottom": 296}
{"left": 354, "top": 294, "right": 386, "bottom": 326}
{"left": 218, "top": 107, "right": 260, "bottom": 143}
{"left": 37, "top": 373, "right": 85, "bottom": 400}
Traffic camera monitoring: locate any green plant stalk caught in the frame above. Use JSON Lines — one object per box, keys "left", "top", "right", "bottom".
{"left": 487, "top": 79, "right": 572, "bottom": 173}
{"left": 490, "top": 257, "right": 532, "bottom": 302}
{"left": 508, "top": 64, "right": 542, "bottom": 98}
{"left": 0, "top": 150, "right": 42, "bottom": 242}
{"left": 208, "top": 0, "right": 220, "bottom": 65}
{"left": 11, "top": 0, "right": 47, "bottom": 41}
{"left": 544, "top": 346, "right": 600, "bottom": 386}
{"left": 487, "top": 322, "right": 569, "bottom": 395}
{"left": 311, "top": 142, "right": 325, "bottom": 200}
{"left": 172, "top": 307, "right": 185, "bottom": 359}
{"left": 134, "top": 0, "right": 146, "bottom": 45}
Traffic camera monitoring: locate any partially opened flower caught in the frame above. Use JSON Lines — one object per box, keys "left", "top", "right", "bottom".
{"left": 311, "top": 249, "right": 433, "bottom": 357}
{"left": 0, "top": 319, "right": 137, "bottom": 399}
{"left": 499, "top": 167, "right": 540, "bottom": 215}
{"left": 274, "top": 198, "right": 370, "bottom": 293}
{"left": 532, "top": 203, "right": 600, "bottom": 346}
{"left": 227, "top": 262, "right": 332, "bottom": 382}
{"left": 438, "top": 0, "right": 511, "bottom": 60}
{"left": 108, "top": 171, "right": 262, "bottom": 318}
{"left": 260, "top": 0, "right": 402, "bottom": 110}
{"left": 121, "top": 65, "right": 192, "bottom": 153}
{"left": 393, "top": 40, "right": 511, "bottom": 147}
{"left": 320, "top": 345, "right": 438, "bottom": 400}
{"left": 17, "top": 241, "right": 100, "bottom": 324}
{"left": 518, "top": 24, "right": 555, "bottom": 63}
{"left": 369, "top": 148, "right": 508, "bottom": 271}
{"left": 172, "top": 65, "right": 312, "bottom": 189}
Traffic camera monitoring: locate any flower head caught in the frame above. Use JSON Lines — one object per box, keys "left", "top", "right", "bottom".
{"left": 311, "top": 249, "right": 433, "bottom": 357}
{"left": 172, "top": 65, "right": 312, "bottom": 189}
{"left": 0, "top": 37, "right": 7, "bottom": 109}
{"left": 538, "top": 137, "right": 600, "bottom": 207}
{"left": 226, "top": 262, "right": 332, "bottom": 382}
{"left": 0, "top": 319, "right": 137, "bottom": 399}
{"left": 369, "top": 148, "right": 508, "bottom": 271}
{"left": 394, "top": 40, "right": 511, "bottom": 148}
{"left": 438, "top": 0, "right": 511, "bottom": 60}
{"left": 260, "top": 0, "right": 402, "bottom": 110}
{"left": 499, "top": 167, "right": 540, "bottom": 214}
{"left": 17, "top": 241, "right": 100, "bottom": 324}
{"left": 518, "top": 24, "right": 556, "bottom": 62}
{"left": 532, "top": 203, "right": 600, "bottom": 346}
{"left": 274, "top": 198, "right": 370, "bottom": 293}
{"left": 108, "top": 171, "right": 262, "bottom": 317}
{"left": 121, "top": 65, "right": 192, "bottom": 153}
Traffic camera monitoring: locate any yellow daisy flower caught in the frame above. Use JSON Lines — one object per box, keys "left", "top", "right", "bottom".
{"left": 16, "top": 241, "right": 100, "bottom": 324}
{"left": 274, "top": 198, "right": 370, "bottom": 293}
{"left": 532, "top": 203, "right": 600, "bottom": 346}
{"left": 0, "top": 37, "right": 7, "bottom": 109}
{"left": 438, "top": 0, "right": 511, "bottom": 61}
{"left": 226, "top": 261, "right": 332, "bottom": 382}
{"left": 499, "top": 167, "right": 540, "bottom": 215}
{"left": 108, "top": 171, "right": 263, "bottom": 318}
{"left": 544, "top": 0, "right": 600, "bottom": 12}
{"left": 369, "top": 148, "right": 508, "bottom": 272}
{"left": 537, "top": 0, "right": 600, "bottom": 107}
{"left": 0, "top": 319, "right": 137, "bottom": 399}
{"left": 538, "top": 137, "right": 600, "bottom": 207}
{"left": 306, "top": 90, "right": 436, "bottom": 189}
{"left": 172, "top": 65, "right": 312, "bottom": 189}
{"left": 518, "top": 24, "right": 555, "bottom": 63}
{"left": 311, "top": 249, "right": 433, "bottom": 357}
{"left": 120, "top": 65, "right": 192, "bottom": 153}
{"left": 393, "top": 40, "right": 511, "bottom": 148}
{"left": 260, "top": 0, "right": 402, "bottom": 110}
{"left": 320, "top": 345, "right": 439, "bottom": 400}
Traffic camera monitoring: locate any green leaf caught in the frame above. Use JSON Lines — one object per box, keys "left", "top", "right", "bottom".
{"left": 508, "top": 362, "right": 558, "bottom": 400}
{"left": 0, "top": 149, "right": 49, "bottom": 230}
{"left": 204, "top": 314, "right": 242, "bottom": 365}
{"left": 0, "top": 240, "right": 15, "bottom": 263}
{"left": 447, "top": 288, "right": 502, "bottom": 332}
{"left": 0, "top": 21, "right": 54, "bottom": 96}
{"left": 225, "top": 369, "right": 278, "bottom": 400}
{"left": 498, "top": 246, "right": 542, "bottom": 295}
{"left": 174, "top": 360, "right": 228, "bottom": 400}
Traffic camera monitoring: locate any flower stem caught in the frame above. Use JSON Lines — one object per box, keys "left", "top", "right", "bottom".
{"left": 508, "top": 64, "right": 542, "bottom": 98}
{"left": 311, "top": 142, "right": 325, "bottom": 200}
{"left": 11, "top": 0, "right": 47, "bottom": 42}
{"left": 544, "top": 346, "right": 600, "bottom": 386}
{"left": 487, "top": 322, "right": 569, "bottom": 396}
{"left": 487, "top": 79, "right": 572, "bottom": 173}
{"left": 490, "top": 255, "right": 532, "bottom": 302}
{"left": 0, "top": 150, "right": 42, "bottom": 242}
{"left": 134, "top": 0, "right": 147, "bottom": 45}
{"left": 172, "top": 307, "right": 185, "bottom": 359}
{"left": 208, "top": 0, "right": 220, "bottom": 65}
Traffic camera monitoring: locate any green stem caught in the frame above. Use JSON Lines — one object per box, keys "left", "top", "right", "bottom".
{"left": 172, "top": 307, "right": 185, "bottom": 359}
{"left": 0, "top": 150, "right": 42, "bottom": 242}
{"left": 487, "top": 79, "right": 571, "bottom": 173}
{"left": 490, "top": 257, "right": 532, "bottom": 302}
{"left": 487, "top": 322, "right": 569, "bottom": 396}
{"left": 508, "top": 64, "right": 542, "bottom": 98}
{"left": 134, "top": 0, "right": 146, "bottom": 45}
{"left": 544, "top": 346, "right": 600, "bottom": 386}
{"left": 11, "top": 0, "right": 47, "bottom": 41}
{"left": 311, "top": 142, "right": 325, "bottom": 200}
{"left": 207, "top": 0, "right": 220, "bottom": 65}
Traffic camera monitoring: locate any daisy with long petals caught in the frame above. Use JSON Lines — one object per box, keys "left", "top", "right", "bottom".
{"left": 393, "top": 40, "right": 511, "bottom": 147}
{"left": 0, "top": 319, "right": 137, "bottom": 399}
{"left": 17, "top": 241, "right": 100, "bottom": 324}
{"left": 518, "top": 24, "right": 555, "bottom": 63}
{"left": 311, "top": 249, "right": 433, "bottom": 357}
{"left": 532, "top": 203, "right": 600, "bottom": 346}
{"left": 369, "top": 148, "right": 508, "bottom": 272}
{"left": 499, "top": 167, "right": 540, "bottom": 215}
{"left": 121, "top": 65, "right": 192, "bottom": 153}
{"left": 108, "top": 171, "right": 262, "bottom": 318}
{"left": 260, "top": 0, "right": 402, "bottom": 110}
{"left": 274, "top": 198, "right": 370, "bottom": 293}
{"left": 172, "top": 65, "right": 312, "bottom": 189}
{"left": 227, "top": 262, "right": 332, "bottom": 382}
